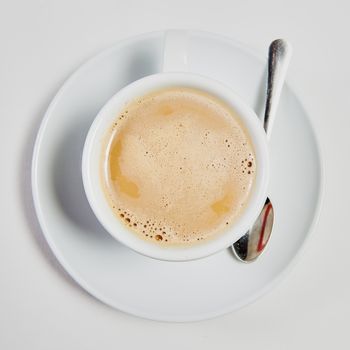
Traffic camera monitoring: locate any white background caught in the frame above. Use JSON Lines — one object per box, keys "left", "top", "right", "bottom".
{"left": 0, "top": 0, "right": 349, "bottom": 349}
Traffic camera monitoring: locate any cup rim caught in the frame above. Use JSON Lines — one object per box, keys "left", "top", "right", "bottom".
{"left": 82, "top": 72, "right": 269, "bottom": 261}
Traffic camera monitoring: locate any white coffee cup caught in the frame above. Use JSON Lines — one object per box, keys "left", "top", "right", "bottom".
{"left": 82, "top": 31, "right": 269, "bottom": 261}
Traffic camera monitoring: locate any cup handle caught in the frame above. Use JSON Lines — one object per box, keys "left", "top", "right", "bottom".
{"left": 162, "top": 30, "right": 189, "bottom": 72}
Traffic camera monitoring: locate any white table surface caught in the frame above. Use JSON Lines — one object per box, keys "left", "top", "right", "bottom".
{"left": 1, "top": 0, "right": 348, "bottom": 348}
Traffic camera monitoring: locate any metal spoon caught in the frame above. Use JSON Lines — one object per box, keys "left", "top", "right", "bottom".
{"left": 232, "top": 39, "right": 292, "bottom": 262}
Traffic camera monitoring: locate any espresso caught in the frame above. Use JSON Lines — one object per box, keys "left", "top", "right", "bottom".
{"left": 101, "top": 87, "right": 256, "bottom": 246}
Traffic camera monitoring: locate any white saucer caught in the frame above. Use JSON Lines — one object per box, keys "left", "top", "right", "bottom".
{"left": 32, "top": 31, "right": 323, "bottom": 322}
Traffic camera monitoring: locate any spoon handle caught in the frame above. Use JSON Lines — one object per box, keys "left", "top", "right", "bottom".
{"left": 264, "top": 39, "right": 292, "bottom": 139}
